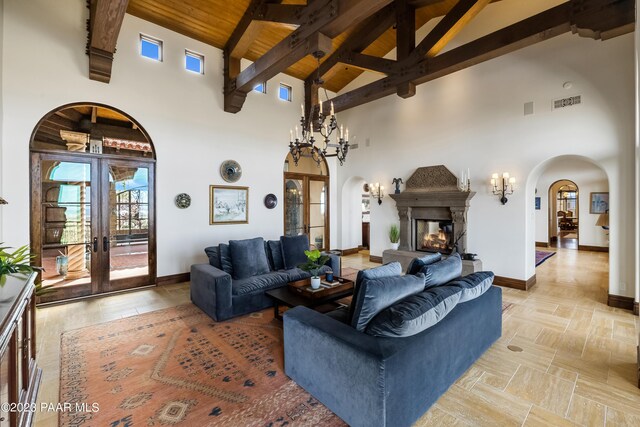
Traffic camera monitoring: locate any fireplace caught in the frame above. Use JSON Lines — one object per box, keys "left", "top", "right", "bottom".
{"left": 416, "top": 220, "right": 453, "bottom": 254}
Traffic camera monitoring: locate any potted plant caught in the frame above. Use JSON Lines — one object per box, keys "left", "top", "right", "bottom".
{"left": 389, "top": 224, "right": 400, "bottom": 250}
{"left": 298, "top": 249, "right": 330, "bottom": 290}
{"left": 0, "top": 244, "right": 55, "bottom": 296}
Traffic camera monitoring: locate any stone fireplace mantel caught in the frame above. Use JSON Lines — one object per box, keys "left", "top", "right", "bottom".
{"left": 389, "top": 165, "right": 475, "bottom": 253}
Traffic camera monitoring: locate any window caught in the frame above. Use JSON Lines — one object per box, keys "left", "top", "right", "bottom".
{"left": 185, "top": 50, "right": 204, "bottom": 74}
{"left": 254, "top": 82, "right": 266, "bottom": 93}
{"left": 279, "top": 83, "right": 292, "bottom": 102}
{"left": 140, "top": 35, "right": 162, "bottom": 61}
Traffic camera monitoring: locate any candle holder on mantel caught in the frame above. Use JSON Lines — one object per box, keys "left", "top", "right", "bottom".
{"left": 458, "top": 169, "right": 471, "bottom": 192}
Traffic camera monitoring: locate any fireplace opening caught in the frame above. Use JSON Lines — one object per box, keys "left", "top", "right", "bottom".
{"left": 416, "top": 219, "right": 453, "bottom": 254}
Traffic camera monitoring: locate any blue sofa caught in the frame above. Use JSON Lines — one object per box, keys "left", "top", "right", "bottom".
{"left": 283, "top": 257, "right": 502, "bottom": 427}
{"left": 191, "top": 235, "right": 340, "bottom": 321}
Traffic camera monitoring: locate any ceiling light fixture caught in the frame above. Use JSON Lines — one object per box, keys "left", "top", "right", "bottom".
{"left": 289, "top": 51, "right": 350, "bottom": 167}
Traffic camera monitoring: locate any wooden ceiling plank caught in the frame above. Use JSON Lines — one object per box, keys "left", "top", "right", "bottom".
{"left": 324, "top": 1, "right": 637, "bottom": 113}
{"left": 410, "top": 0, "right": 491, "bottom": 61}
{"left": 323, "top": 0, "right": 393, "bottom": 38}
{"left": 226, "top": 0, "right": 268, "bottom": 58}
{"left": 55, "top": 109, "right": 83, "bottom": 122}
{"left": 88, "top": 0, "right": 130, "bottom": 83}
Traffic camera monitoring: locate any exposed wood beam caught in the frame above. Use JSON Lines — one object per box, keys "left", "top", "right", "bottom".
{"left": 255, "top": 4, "right": 306, "bottom": 25}
{"left": 225, "top": 0, "right": 270, "bottom": 59}
{"left": 87, "top": 0, "right": 129, "bottom": 83}
{"left": 342, "top": 52, "right": 397, "bottom": 74}
{"left": 396, "top": 0, "right": 416, "bottom": 98}
{"left": 87, "top": 123, "right": 148, "bottom": 142}
{"left": 407, "top": 0, "right": 446, "bottom": 8}
{"left": 306, "top": 3, "right": 396, "bottom": 85}
{"left": 323, "top": 0, "right": 634, "bottom": 113}
{"left": 410, "top": 0, "right": 491, "bottom": 61}
{"left": 225, "top": 0, "right": 393, "bottom": 113}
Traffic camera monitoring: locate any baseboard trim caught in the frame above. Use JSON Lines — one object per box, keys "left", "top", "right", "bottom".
{"left": 369, "top": 255, "right": 383, "bottom": 264}
{"left": 157, "top": 272, "right": 190, "bottom": 286}
{"left": 634, "top": 302, "right": 639, "bottom": 316}
{"left": 535, "top": 241, "right": 549, "bottom": 248}
{"left": 578, "top": 245, "right": 609, "bottom": 253}
{"left": 607, "top": 294, "right": 635, "bottom": 311}
{"left": 341, "top": 247, "right": 361, "bottom": 256}
{"left": 494, "top": 274, "right": 537, "bottom": 291}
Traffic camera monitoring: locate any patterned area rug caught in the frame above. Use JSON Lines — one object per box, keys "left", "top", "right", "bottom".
{"left": 535, "top": 250, "right": 556, "bottom": 266}
{"left": 59, "top": 305, "right": 345, "bottom": 426}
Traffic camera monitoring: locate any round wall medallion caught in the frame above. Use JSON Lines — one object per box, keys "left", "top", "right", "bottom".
{"left": 220, "top": 160, "right": 242, "bottom": 183}
{"left": 175, "top": 193, "right": 191, "bottom": 209}
{"left": 264, "top": 194, "right": 278, "bottom": 209}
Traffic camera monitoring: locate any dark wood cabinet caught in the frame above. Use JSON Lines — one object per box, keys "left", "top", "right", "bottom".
{"left": 0, "top": 273, "right": 41, "bottom": 426}
{"left": 362, "top": 222, "right": 370, "bottom": 249}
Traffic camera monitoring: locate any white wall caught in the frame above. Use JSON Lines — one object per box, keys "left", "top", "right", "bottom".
{"left": 340, "top": 176, "right": 366, "bottom": 249}
{"left": 534, "top": 158, "right": 608, "bottom": 247}
{"left": 1, "top": 0, "right": 314, "bottom": 275}
{"left": 335, "top": 3, "right": 635, "bottom": 297}
{"left": 0, "top": 0, "right": 4, "bottom": 238}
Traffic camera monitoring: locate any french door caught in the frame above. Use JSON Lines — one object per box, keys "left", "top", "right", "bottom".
{"left": 284, "top": 173, "right": 330, "bottom": 251}
{"left": 31, "top": 152, "right": 156, "bottom": 303}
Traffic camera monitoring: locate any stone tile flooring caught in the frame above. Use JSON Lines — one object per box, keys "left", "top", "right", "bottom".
{"left": 34, "top": 248, "right": 639, "bottom": 426}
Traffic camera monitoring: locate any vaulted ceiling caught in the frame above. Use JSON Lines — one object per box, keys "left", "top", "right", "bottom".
{"left": 87, "top": 0, "right": 635, "bottom": 114}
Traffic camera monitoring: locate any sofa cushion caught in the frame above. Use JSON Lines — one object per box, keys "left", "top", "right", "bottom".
{"left": 267, "top": 240, "right": 285, "bottom": 271}
{"left": 348, "top": 262, "right": 403, "bottom": 324}
{"left": 325, "top": 306, "right": 350, "bottom": 324}
{"left": 229, "top": 237, "right": 271, "bottom": 280}
{"left": 231, "top": 271, "right": 289, "bottom": 295}
{"left": 218, "top": 244, "right": 234, "bottom": 276}
{"left": 406, "top": 252, "right": 442, "bottom": 275}
{"left": 420, "top": 253, "right": 462, "bottom": 289}
{"left": 283, "top": 265, "right": 332, "bottom": 282}
{"left": 204, "top": 246, "right": 221, "bottom": 269}
{"left": 351, "top": 273, "right": 425, "bottom": 332}
{"left": 280, "top": 235, "right": 310, "bottom": 270}
{"left": 365, "top": 285, "right": 462, "bottom": 338}
{"left": 447, "top": 271, "right": 494, "bottom": 303}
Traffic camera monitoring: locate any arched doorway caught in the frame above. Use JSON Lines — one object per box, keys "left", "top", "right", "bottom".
{"left": 548, "top": 180, "right": 579, "bottom": 249}
{"left": 30, "top": 103, "right": 156, "bottom": 303}
{"left": 283, "top": 151, "right": 329, "bottom": 250}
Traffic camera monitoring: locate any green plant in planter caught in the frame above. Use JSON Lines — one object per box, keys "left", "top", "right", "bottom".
{"left": 389, "top": 224, "right": 400, "bottom": 244}
{"left": 0, "top": 244, "right": 55, "bottom": 296}
{"left": 298, "top": 249, "right": 330, "bottom": 279}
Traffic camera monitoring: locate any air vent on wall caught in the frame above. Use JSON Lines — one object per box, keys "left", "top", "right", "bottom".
{"left": 553, "top": 95, "right": 581, "bottom": 110}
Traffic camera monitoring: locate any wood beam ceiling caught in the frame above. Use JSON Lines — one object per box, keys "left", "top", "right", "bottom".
{"left": 320, "top": 0, "right": 635, "bottom": 113}
{"left": 224, "top": 0, "right": 393, "bottom": 113}
{"left": 87, "top": 0, "right": 130, "bottom": 83}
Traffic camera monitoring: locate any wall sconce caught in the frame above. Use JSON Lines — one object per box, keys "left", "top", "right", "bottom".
{"left": 370, "top": 182, "right": 385, "bottom": 205}
{"left": 491, "top": 172, "right": 516, "bottom": 205}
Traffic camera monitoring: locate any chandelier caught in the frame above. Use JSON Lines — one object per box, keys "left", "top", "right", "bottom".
{"left": 289, "top": 51, "right": 350, "bottom": 167}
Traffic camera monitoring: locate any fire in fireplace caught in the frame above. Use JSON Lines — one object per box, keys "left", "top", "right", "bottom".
{"left": 416, "top": 219, "right": 454, "bottom": 254}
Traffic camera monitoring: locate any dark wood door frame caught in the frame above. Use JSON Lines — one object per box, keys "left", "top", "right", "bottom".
{"left": 283, "top": 172, "right": 330, "bottom": 251}
{"left": 30, "top": 149, "right": 157, "bottom": 303}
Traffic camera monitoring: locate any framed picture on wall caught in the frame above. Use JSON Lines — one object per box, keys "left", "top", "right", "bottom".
{"left": 589, "top": 192, "right": 609, "bottom": 214}
{"left": 210, "top": 185, "right": 249, "bottom": 224}
{"left": 535, "top": 197, "right": 541, "bottom": 210}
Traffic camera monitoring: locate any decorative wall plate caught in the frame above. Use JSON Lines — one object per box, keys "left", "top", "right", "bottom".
{"left": 264, "top": 194, "right": 278, "bottom": 209}
{"left": 175, "top": 193, "right": 191, "bottom": 209}
{"left": 220, "top": 160, "right": 242, "bottom": 183}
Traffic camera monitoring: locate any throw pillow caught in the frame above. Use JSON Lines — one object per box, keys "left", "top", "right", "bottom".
{"left": 420, "top": 252, "right": 462, "bottom": 289}
{"left": 229, "top": 237, "right": 271, "bottom": 280}
{"left": 280, "top": 235, "right": 310, "bottom": 270}
{"left": 204, "top": 246, "right": 221, "bottom": 269}
{"left": 406, "top": 252, "right": 442, "bottom": 275}
{"left": 351, "top": 273, "right": 425, "bottom": 332}
{"left": 218, "top": 244, "right": 234, "bottom": 276}
{"left": 348, "top": 262, "right": 403, "bottom": 324}
{"left": 267, "top": 240, "right": 285, "bottom": 271}
{"left": 447, "top": 271, "right": 494, "bottom": 303}
{"left": 365, "top": 285, "right": 462, "bottom": 338}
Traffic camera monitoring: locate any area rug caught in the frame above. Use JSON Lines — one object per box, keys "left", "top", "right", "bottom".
{"left": 59, "top": 305, "right": 345, "bottom": 426}
{"left": 535, "top": 250, "right": 556, "bottom": 266}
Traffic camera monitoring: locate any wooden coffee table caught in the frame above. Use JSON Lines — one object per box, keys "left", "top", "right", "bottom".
{"left": 265, "top": 276, "right": 354, "bottom": 320}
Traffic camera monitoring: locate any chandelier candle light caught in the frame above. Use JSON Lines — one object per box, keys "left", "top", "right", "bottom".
{"left": 491, "top": 172, "right": 516, "bottom": 205}
{"left": 288, "top": 51, "right": 350, "bottom": 167}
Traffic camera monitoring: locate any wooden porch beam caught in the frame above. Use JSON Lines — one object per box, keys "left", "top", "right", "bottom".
{"left": 87, "top": 0, "right": 129, "bottom": 83}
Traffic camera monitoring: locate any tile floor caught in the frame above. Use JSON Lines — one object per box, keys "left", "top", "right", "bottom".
{"left": 33, "top": 248, "right": 639, "bottom": 426}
